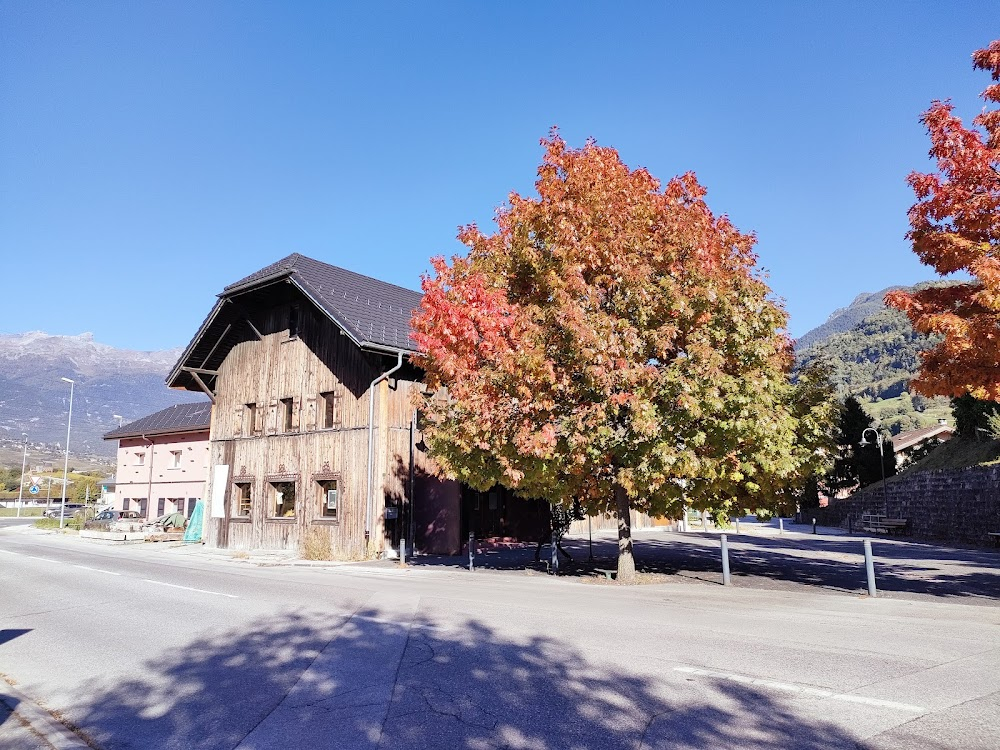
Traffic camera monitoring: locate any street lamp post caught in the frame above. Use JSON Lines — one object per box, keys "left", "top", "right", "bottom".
{"left": 859, "top": 427, "right": 889, "bottom": 511}
{"left": 15, "top": 433, "right": 27, "bottom": 518}
{"left": 59, "top": 377, "right": 75, "bottom": 529}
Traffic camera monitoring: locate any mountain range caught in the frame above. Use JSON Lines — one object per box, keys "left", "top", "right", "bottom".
{"left": 0, "top": 332, "right": 205, "bottom": 457}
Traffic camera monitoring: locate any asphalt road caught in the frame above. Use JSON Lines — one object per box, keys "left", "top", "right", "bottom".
{"left": 1, "top": 526, "right": 998, "bottom": 749}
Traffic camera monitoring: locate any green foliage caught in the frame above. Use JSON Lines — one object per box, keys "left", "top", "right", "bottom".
{"left": 0, "top": 468, "right": 22, "bottom": 492}
{"left": 900, "top": 435, "right": 1000, "bottom": 474}
{"left": 951, "top": 394, "right": 1000, "bottom": 439}
{"left": 822, "top": 396, "right": 896, "bottom": 494}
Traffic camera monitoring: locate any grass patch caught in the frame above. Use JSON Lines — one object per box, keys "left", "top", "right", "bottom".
{"left": 899, "top": 436, "right": 1000, "bottom": 475}
{"left": 33, "top": 516, "right": 86, "bottom": 531}
{"left": 0, "top": 507, "right": 42, "bottom": 517}
{"left": 301, "top": 527, "right": 333, "bottom": 561}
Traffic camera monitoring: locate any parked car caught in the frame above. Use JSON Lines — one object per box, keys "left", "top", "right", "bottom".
{"left": 84, "top": 509, "right": 144, "bottom": 530}
{"left": 42, "top": 504, "right": 87, "bottom": 519}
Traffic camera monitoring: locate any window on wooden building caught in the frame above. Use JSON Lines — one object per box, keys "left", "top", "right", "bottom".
{"left": 234, "top": 483, "right": 252, "bottom": 517}
{"left": 318, "top": 479, "right": 338, "bottom": 519}
{"left": 281, "top": 398, "right": 295, "bottom": 432}
{"left": 247, "top": 403, "right": 262, "bottom": 435}
{"left": 320, "top": 391, "right": 340, "bottom": 429}
{"left": 271, "top": 481, "right": 296, "bottom": 518}
{"left": 288, "top": 305, "right": 299, "bottom": 339}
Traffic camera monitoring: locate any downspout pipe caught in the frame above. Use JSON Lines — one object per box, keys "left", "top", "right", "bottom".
{"left": 143, "top": 434, "right": 154, "bottom": 521}
{"left": 366, "top": 351, "right": 404, "bottom": 542}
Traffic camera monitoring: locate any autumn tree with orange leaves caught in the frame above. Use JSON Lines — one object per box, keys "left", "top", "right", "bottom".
{"left": 412, "top": 133, "right": 835, "bottom": 581}
{"left": 887, "top": 40, "right": 1000, "bottom": 399}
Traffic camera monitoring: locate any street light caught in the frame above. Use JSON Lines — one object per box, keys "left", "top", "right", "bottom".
{"left": 15, "top": 433, "right": 27, "bottom": 518}
{"left": 59, "top": 377, "right": 75, "bottom": 529}
{"left": 859, "top": 427, "right": 889, "bottom": 511}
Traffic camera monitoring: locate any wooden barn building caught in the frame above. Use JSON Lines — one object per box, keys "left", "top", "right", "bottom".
{"left": 167, "top": 253, "right": 548, "bottom": 557}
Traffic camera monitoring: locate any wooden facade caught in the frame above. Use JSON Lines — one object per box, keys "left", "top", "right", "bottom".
{"left": 168, "top": 253, "right": 548, "bottom": 557}
{"left": 198, "top": 302, "right": 460, "bottom": 556}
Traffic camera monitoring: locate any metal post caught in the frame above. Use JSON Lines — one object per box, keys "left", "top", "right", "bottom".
{"left": 588, "top": 514, "right": 593, "bottom": 562}
{"left": 812, "top": 517, "right": 817, "bottom": 534}
{"left": 735, "top": 518, "right": 740, "bottom": 535}
{"left": 721, "top": 534, "right": 731, "bottom": 586}
{"left": 15, "top": 434, "right": 27, "bottom": 518}
{"left": 779, "top": 518, "right": 784, "bottom": 535}
{"left": 468, "top": 531, "right": 475, "bottom": 572}
{"left": 848, "top": 515, "right": 853, "bottom": 534}
{"left": 550, "top": 531, "right": 558, "bottom": 575}
{"left": 400, "top": 536, "right": 407, "bottom": 564}
{"left": 59, "top": 377, "right": 74, "bottom": 529}
{"left": 864, "top": 539, "right": 877, "bottom": 597}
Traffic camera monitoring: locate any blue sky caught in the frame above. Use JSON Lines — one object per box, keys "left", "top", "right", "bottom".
{"left": 1, "top": 2, "right": 995, "bottom": 351}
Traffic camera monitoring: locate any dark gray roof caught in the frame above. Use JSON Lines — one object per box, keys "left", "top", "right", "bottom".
{"left": 226, "top": 253, "right": 423, "bottom": 351}
{"left": 167, "top": 253, "right": 424, "bottom": 392}
{"left": 104, "top": 402, "right": 212, "bottom": 440}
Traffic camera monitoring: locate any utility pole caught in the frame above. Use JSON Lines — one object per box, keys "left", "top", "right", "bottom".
{"left": 15, "top": 434, "right": 27, "bottom": 518}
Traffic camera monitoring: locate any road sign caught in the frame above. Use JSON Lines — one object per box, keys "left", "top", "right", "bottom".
{"left": 29, "top": 485, "right": 40, "bottom": 495}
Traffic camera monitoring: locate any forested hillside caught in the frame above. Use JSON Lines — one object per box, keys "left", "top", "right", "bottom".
{"left": 795, "top": 282, "right": 954, "bottom": 435}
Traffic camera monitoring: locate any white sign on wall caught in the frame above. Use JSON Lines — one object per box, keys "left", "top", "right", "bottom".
{"left": 210, "top": 464, "right": 230, "bottom": 519}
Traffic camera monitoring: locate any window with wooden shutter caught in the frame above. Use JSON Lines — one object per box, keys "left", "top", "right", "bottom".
{"left": 320, "top": 390, "right": 342, "bottom": 429}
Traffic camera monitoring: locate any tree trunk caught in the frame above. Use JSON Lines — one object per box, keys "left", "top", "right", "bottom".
{"left": 614, "top": 483, "right": 637, "bottom": 583}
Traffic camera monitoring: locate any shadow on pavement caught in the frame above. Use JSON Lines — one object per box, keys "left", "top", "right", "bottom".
{"left": 408, "top": 532, "right": 1000, "bottom": 604}
{"left": 70, "top": 610, "right": 867, "bottom": 750}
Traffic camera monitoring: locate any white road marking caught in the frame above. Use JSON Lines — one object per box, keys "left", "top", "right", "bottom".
{"left": 142, "top": 579, "right": 238, "bottom": 598}
{"left": 673, "top": 666, "right": 927, "bottom": 713}
{"left": 0, "top": 549, "right": 18, "bottom": 554}
{"left": 72, "top": 564, "right": 122, "bottom": 576}
{"left": 25, "top": 556, "right": 59, "bottom": 564}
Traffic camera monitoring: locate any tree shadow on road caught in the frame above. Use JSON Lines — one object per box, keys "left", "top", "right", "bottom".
{"left": 409, "top": 532, "right": 1000, "bottom": 605}
{"left": 66, "top": 609, "right": 868, "bottom": 750}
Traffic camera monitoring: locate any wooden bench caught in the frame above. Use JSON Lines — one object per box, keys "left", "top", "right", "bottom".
{"left": 860, "top": 514, "right": 909, "bottom": 535}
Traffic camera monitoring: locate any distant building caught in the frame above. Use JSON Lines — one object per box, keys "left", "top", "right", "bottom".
{"left": 103, "top": 403, "right": 211, "bottom": 521}
{"left": 891, "top": 420, "right": 954, "bottom": 469}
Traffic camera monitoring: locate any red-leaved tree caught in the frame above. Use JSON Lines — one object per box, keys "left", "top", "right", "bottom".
{"left": 413, "top": 132, "right": 833, "bottom": 581}
{"left": 886, "top": 40, "right": 1000, "bottom": 399}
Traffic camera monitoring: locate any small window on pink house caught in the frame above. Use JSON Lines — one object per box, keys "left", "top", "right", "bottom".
{"left": 169, "top": 450, "right": 182, "bottom": 469}
{"left": 135, "top": 451, "right": 145, "bottom": 466}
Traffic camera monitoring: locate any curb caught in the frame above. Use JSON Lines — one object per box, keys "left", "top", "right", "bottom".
{"left": 0, "top": 680, "right": 90, "bottom": 749}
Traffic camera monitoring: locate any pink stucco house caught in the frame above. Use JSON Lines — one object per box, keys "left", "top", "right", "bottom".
{"left": 103, "top": 402, "right": 212, "bottom": 521}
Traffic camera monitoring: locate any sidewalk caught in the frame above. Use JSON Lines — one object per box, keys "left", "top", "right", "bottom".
{"left": 0, "top": 680, "right": 89, "bottom": 750}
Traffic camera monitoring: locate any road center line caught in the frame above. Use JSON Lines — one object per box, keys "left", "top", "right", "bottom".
{"left": 73, "top": 564, "right": 122, "bottom": 576}
{"left": 673, "top": 666, "right": 926, "bottom": 713}
{"left": 25, "top": 556, "right": 60, "bottom": 564}
{"left": 142, "top": 579, "right": 238, "bottom": 598}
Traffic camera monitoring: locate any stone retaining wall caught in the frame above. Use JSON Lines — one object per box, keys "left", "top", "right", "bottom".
{"left": 816, "top": 464, "right": 1000, "bottom": 546}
